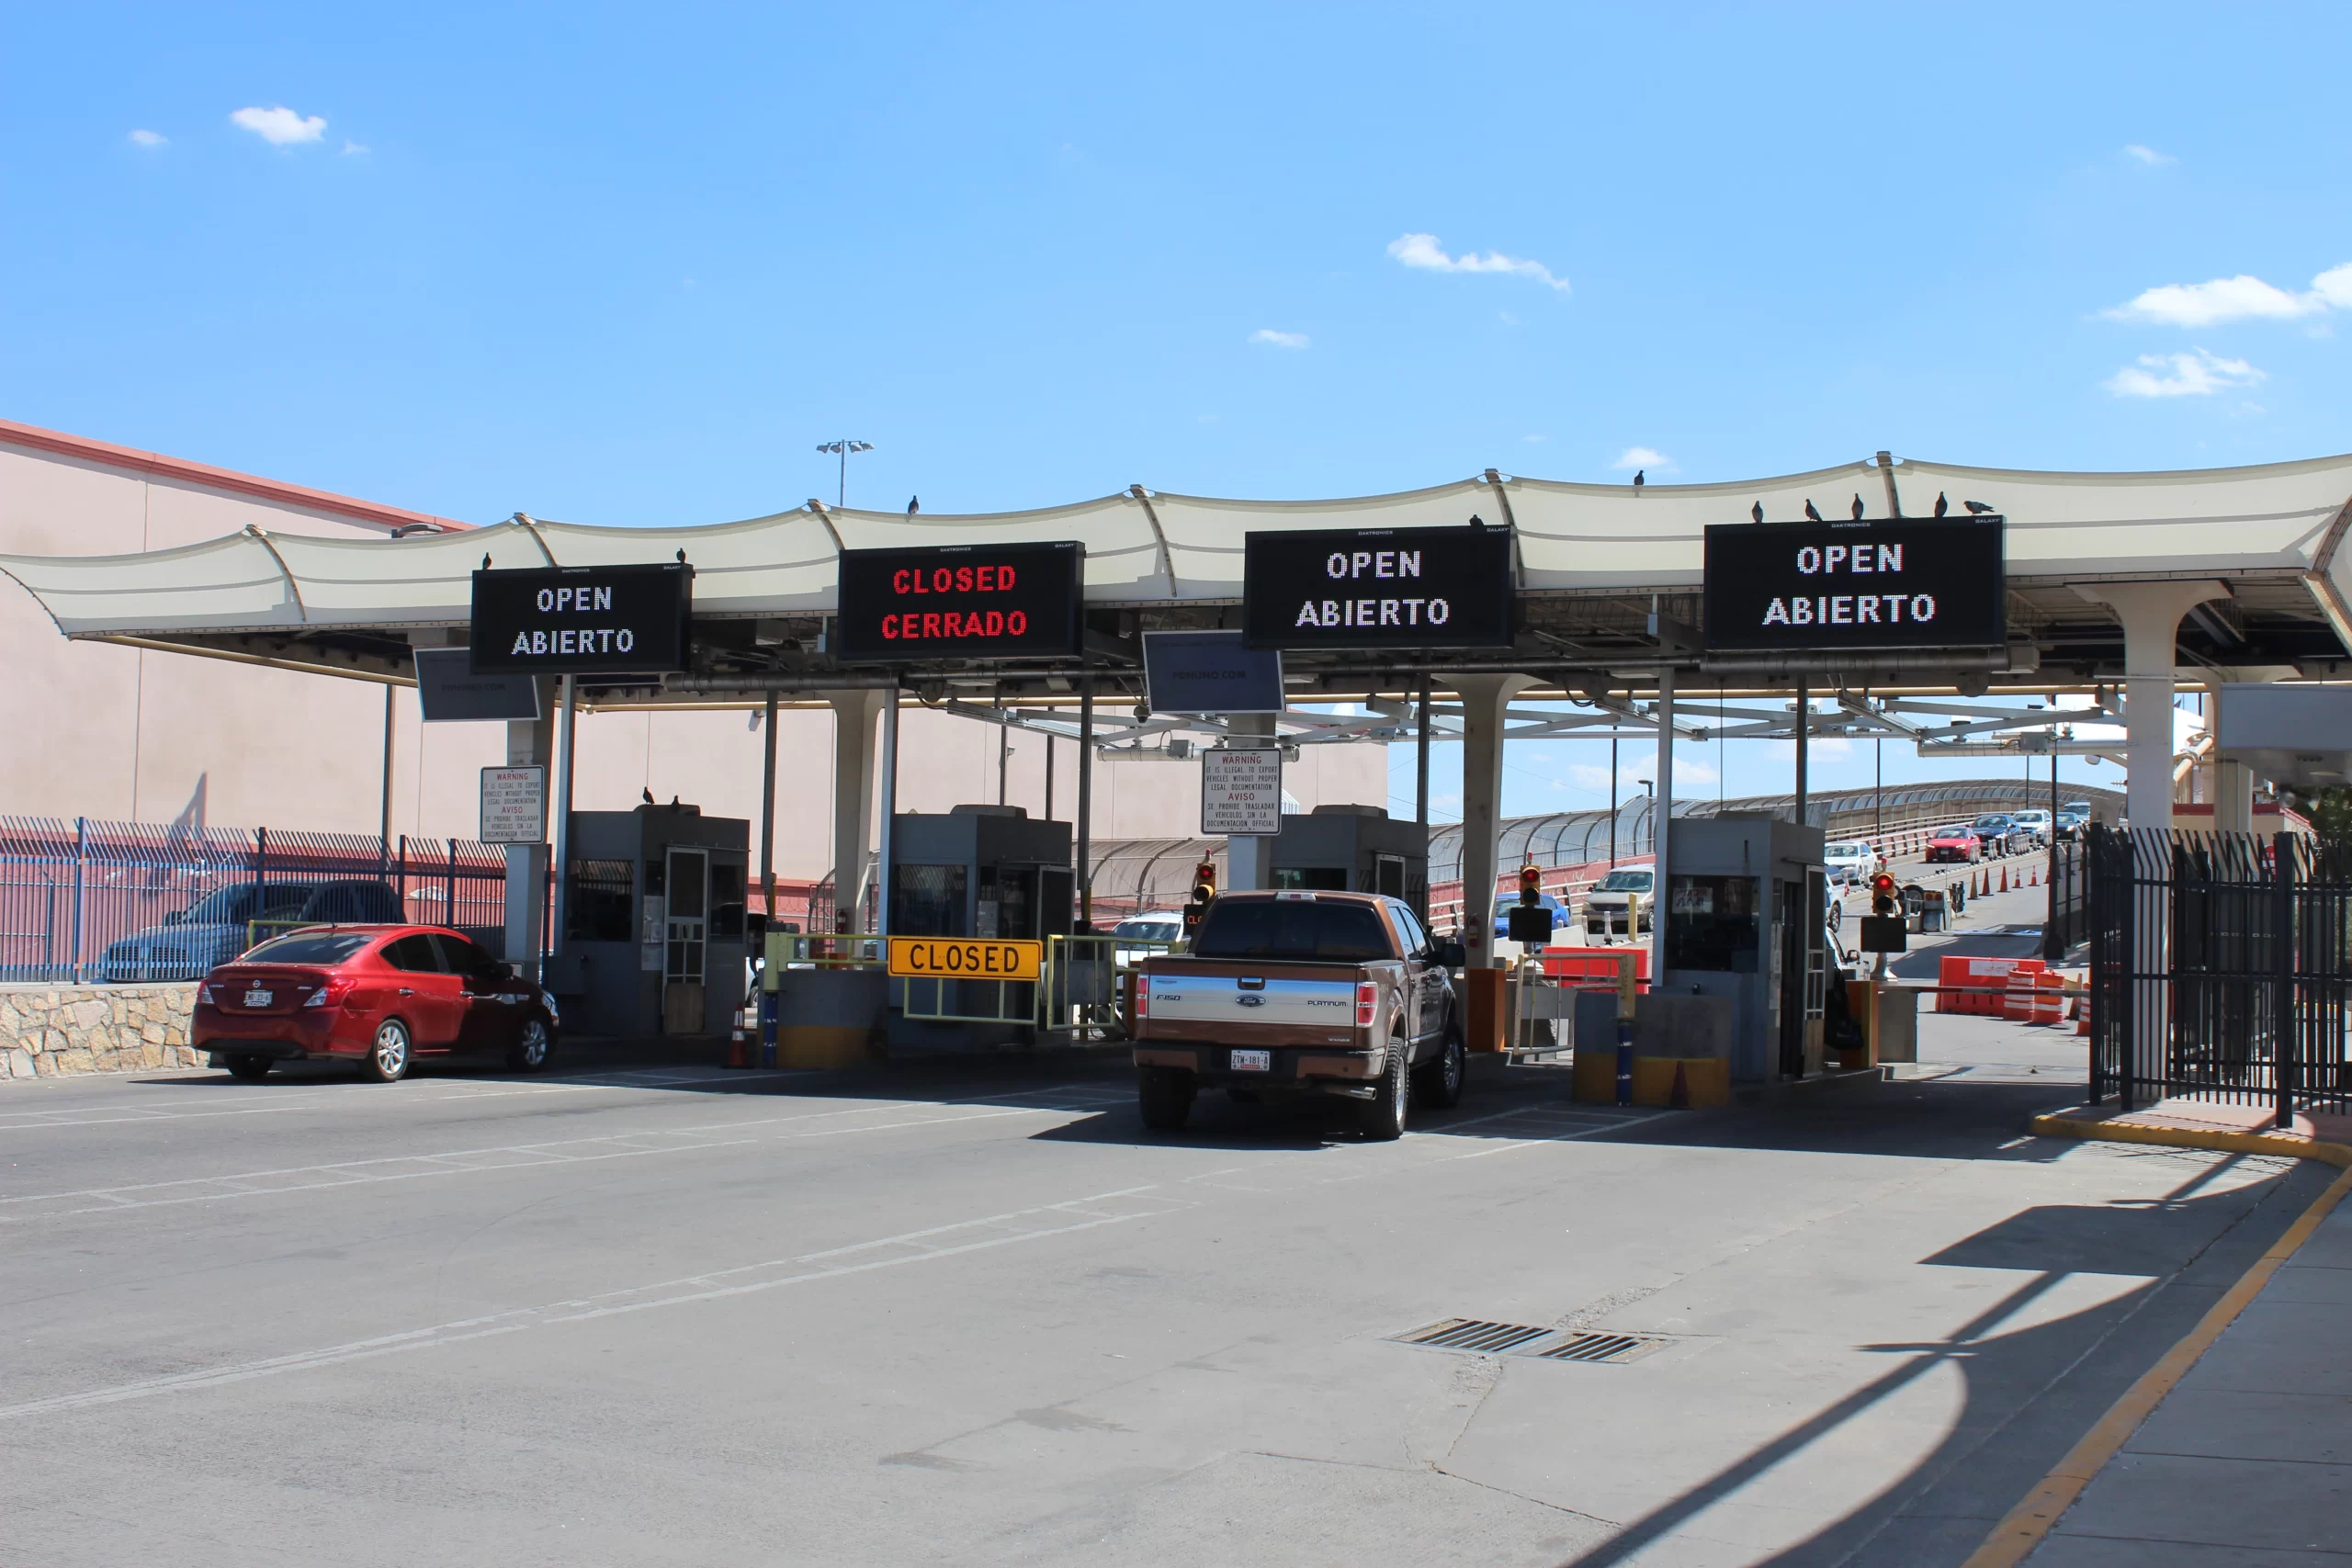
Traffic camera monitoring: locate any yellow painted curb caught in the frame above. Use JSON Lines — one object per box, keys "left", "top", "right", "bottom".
{"left": 1960, "top": 1113, "right": 2352, "bottom": 1568}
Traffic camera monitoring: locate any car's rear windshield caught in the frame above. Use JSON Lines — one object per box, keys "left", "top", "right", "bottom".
{"left": 241, "top": 931, "right": 376, "bottom": 965}
{"left": 1190, "top": 900, "right": 1391, "bottom": 963}
{"left": 1595, "top": 870, "right": 1653, "bottom": 891}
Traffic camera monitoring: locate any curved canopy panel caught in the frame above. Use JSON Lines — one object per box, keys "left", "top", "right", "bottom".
{"left": 6, "top": 453, "right": 2351, "bottom": 647}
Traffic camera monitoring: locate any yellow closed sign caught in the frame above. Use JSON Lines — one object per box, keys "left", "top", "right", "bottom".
{"left": 887, "top": 937, "right": 1044, "bottom": 981}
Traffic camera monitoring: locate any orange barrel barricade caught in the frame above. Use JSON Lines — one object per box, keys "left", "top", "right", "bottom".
{"left": 1937, "top": 954, "right": 2047, "bottom": 1015}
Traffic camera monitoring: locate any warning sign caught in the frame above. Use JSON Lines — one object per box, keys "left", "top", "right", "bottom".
{"left": 1202, "top": 748, "right": 1283, "bottom": 837}
{"left": 479, "top": 765, "right": 547, "bottom": 844}
{"left": 887, "top": 937, "right": 1044, "bottom": 981}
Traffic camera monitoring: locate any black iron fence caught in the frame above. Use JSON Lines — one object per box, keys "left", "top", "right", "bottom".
{"left": 2042, "top": 839, "right": 2086, "bottom": 959}
{"left": 2088, "top": 824, "right": 2352, "bottom": 1117}
{"left": 0, "top": 817, "right": 511, "bottom": 984}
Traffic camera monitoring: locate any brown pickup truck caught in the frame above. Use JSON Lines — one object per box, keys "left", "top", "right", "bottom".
{"left": 1130, "top": 890, "right": 1467, "bottom": 1139}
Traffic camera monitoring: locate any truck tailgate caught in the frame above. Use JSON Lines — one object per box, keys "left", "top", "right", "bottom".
{"left": 1143, "top": 972, "right": 1355, "bottom": 1028}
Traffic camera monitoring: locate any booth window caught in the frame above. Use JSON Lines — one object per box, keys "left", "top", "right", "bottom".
{"left": 1666, "top": 874, "right": 1759, "bottom": 973}
{"left": 893, "top": 864, "right": 968, "bottom": 937}
{"left": 567, "top": 859, "right": 635, "bottom": 943}
{"left": 709, "top": 861, "right": 746, "bottom": 940}
{"left": 1272, "top": 866, "right": 1348, "bottom": 892}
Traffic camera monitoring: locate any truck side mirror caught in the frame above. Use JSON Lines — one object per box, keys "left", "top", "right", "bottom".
{"left": 1436, "top": 940, "right": 1466, "bottom": 968}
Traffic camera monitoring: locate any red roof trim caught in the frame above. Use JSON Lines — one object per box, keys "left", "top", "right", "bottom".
{"left": 0, "top": 416, "right": 475, "bottom": 534}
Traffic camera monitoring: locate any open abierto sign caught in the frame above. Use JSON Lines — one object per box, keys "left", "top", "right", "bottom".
{"left": 1702, "top": 515, "right": 2005, "bottom": 653}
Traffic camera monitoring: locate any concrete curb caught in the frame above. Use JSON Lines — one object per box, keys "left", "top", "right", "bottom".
{"left": 1959, "top": 1111, "right": 2352, "bottom": 1568}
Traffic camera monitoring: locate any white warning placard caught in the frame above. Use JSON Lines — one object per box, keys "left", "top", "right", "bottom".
{"left": 1202, "top": 748, "right": 1283, "bottom": 837}
{"left": 480, "top": 765, "right": 548, "bottom": 844}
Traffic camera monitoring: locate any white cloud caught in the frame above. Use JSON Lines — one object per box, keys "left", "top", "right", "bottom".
{"left": 2105, "top": 347, "right": 2266, "bottom": 398}
{"left": 231, "top": 105, "right": 327, "bottom": 146}
{"left": 128, "top": 129, "right": 166, "bottom": 148}
{"left": 2107, "top": 263, "right": 2352, "bottom": 326}
{"left": 1612, "top": 446, "right": 1676, "bottom": 474}
{"left": 342, "top": 140, "right": 368, "bottom": 155}
{"left": 1386, "top": 232, "right": 1569, "bottom": 292}
{"left": 2122, "top": 143, "right": 2175, "bottom": 166}
{"left": 1250, "top": 328, "right": 1308, "bottom": 349}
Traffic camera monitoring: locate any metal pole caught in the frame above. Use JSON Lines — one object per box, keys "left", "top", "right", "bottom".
{"left": 760, "top": 690, "right": 779, "bottom": 928}
{"left": 1608, "top": 736, "right": 1618, "bottom": 868}
{"left": 379, "top": 684, "right": 396, "bottom": 878}
{"left": 1793, "top": 679, "right": 1810, "bottom": 828}
{"left": 1077, "top": 663, "right": 1095, "bottom": 929}
{"left": 2276, "top": 840, "right": 2296, "bottom": 1131}
{"left": 1415, "top": 678, "right": 1431, "bottom": 921}
{"left": 876, "top": 687, "right": 899, "bottom": 938}
{"left": 69, "top": 817, "right": 86, "bottom": 984}
{"left": 1654, "top": 668, "right": 1675, "bottom": 985}
{"left": 997, "top": 714, "right": 1009, "bottom": 806}
{"left": 549, "top": 674, "right": 577, "bottom": 957}
{"left": 1045, "top": 733, "right": 1056, "bottom": 823}
{"left": 1874, "top": 734, "right": 1883, "bottom": 847}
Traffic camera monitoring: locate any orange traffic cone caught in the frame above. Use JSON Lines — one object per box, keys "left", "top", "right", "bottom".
{"left": 725, "top": 1028, "right": 752, "bottom": 1068}
{"left": 1668, "top": 1060, "right": 1690, "bottom": 1109}
{"left": 1998, "top": 863, "right": 2009, "bottom": 894}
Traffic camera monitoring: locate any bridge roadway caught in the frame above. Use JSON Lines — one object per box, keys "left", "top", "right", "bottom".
{"left": 0, "top": 1007, "right": 2319, "bottom": 1567}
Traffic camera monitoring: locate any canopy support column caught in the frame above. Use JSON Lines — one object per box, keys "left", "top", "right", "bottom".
{"left": 759, "top": 691, "right": 778, "bottom": 925}
{"left": 2075, "top": 581, "right": 2229, "bottom": 833}
{"left": 549, "top": 673, "right": 577, "bottom": 958}
{"left": 1653, "top": 666, "right": 1676, "bottom": 984}
{"left": 1224, "top": 714, "right": 1276, "bottom": 892}
{"left": 503, "top": 689, "right": 554, "bottom": 981}
{"left": 1451, "top": 673, "right": 1537, "bottom": 968}
{"left": 824, "top": 688, "right": 888, "bottom": 932}
{"left": 1077, "top": 665, "right": 1095, "bottom": 928}
{"left": 876, "top": 691, "right": 899, "bottom": 940}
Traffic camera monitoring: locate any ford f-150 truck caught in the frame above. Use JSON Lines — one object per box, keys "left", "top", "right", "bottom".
{"left": 1129, "top": 890, "right": 1466, "bottom": 1139}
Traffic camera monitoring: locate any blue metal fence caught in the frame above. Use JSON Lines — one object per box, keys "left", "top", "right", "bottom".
{"left": 0, "top": 818, "right": 512, "bottom": 984}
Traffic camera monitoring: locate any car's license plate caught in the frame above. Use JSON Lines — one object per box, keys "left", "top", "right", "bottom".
{"left": 243, "top": 988, "right": 273, "bottom": 1008}
{"left": 1231, "top": 1049, "right": 1271, "bottom": 1072}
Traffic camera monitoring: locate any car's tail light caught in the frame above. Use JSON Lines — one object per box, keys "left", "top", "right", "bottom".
{"left": 1132, "top": 979, "right": 1148, "bottom": 1018}
{"left": 1355, "top": 981, "right": 1378, "bottom": 1028}
{"left": 302, "top": 978, "right": 356, "bottom": 1010}
{"left": 198, "top": 984, "right": 216, "bottom": 1006}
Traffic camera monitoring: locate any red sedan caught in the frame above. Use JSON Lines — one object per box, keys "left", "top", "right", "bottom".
{"left": 194, "top": 925, "right": 559, "bottom": 1083}
{"left": 1924, "top": 827, "right": 1983, "bottom": 864}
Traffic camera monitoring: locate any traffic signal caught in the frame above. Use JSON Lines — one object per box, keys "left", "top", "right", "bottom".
{"left": 1191, "top": 859, "right": 1217, "bottom": 906}
{"left": 1518, "top": 862, "right": 1543, "bottom": 906}
{"left": 1871, "top": 872, "right": 1899, "bottom": 917}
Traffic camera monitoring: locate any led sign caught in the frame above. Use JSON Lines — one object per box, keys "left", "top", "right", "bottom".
{"left": 469, "top": 563, "right": 694, "bottom": 675}
{"left": 835, "top": 540, "right": 1084, "bottom": 663}
{"left": 1702, "top": 516, "right": 2005, "bottom": 652}
{"left": 1242, "top": 524, "right": 1515, "bottom": 650}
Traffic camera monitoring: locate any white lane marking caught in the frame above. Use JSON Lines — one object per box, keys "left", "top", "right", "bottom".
{"left": 0, "top": 1186, "right": 1191, "bottom": 1423}
{"left": 0, "top": 1091, "right": 1123, "bottom": 1221}
{"left": 0, "top": 1069, "right": 816, "bottom": 1130}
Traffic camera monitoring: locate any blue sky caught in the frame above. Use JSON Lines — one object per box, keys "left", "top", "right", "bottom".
{"left": 5, "top": 2, "right": 2346, "bottom": 817}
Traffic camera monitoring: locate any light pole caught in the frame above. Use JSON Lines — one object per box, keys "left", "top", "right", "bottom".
{"left": 815, "top": 439, "right": 874, "bottom": 508}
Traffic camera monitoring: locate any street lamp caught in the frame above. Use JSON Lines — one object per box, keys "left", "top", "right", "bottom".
{"left": 816, "top": 439, "right": 875, "bottom": 508}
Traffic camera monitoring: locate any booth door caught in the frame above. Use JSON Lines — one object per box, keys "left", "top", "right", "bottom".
{"left": 663, "top": 848, "right": 708, "bottom": 1036}
{"left": 1776, "top": 877, "right": 1808, "bottom": 1078}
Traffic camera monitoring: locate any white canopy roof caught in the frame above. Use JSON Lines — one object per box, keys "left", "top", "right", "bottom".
{"left": 6, "top": 453, "right": 2349, "bottom": 639}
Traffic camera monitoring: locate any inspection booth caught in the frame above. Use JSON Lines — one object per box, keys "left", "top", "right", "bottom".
{"left": 1269, "top": 804, "right": 1428, "bottom": 903}
{"left": 543, "top": 803, "right": 751, "bottom": 1041}
{"left": 1657, "top": 813, "right": 1829, "bottom": 1083}
{"left": 887, "top": 804, "right": 1073, "bottom": 1049}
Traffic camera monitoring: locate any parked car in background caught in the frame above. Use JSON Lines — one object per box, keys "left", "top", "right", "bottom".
{"left": 195, "top": 924, "right": 557, "bottom": 1083}
{"left": 1926, "top": 826, "right": 1983, "bottom": 864}
{"left": 100, "top": 879, "right": 403, "bottom": 982}
{"left": 2054, "top": 807, "right": 2091, "bottom": 840}
{"left": 1972, "top": 814, "right": 2033, "bottom": 857}
{"left": 1581, "top": 868, "right": 1656, "bottom": 939}
{"left": 2009, "top": 809, "right": 2053, "bottom": 847}
{"left": 1111, "top": 910, "right": 1187, "bottom": 965}
{"left": 1823, "top": 840, "right": 1883, "bottom": 886}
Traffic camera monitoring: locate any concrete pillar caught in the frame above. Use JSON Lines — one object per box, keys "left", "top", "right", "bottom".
{"left": 1652, "top": 667, "right": 1676, "bottom": 984}
{"left": 1450, "top": 673, "right": 1537, "bottom": 968}
{"left": 2212, "top": 758, "right": 2255, "bottom": 834}
{"left": 1224, "top": 713, "right": 1278, "bottom": 891}
{"left": 825, "top": 688, "right": 888, "bottom": 931}
{"left": 503, "top": 691, "right": 555, "bottom": 979}
{"left": 2075, "top": 581, "right": 2228, "bottom": 834}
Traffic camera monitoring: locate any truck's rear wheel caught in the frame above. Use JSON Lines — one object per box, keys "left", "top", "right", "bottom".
{"left": 1137, "top": 1066, "right": 1195, "bottom": 1131}
{"left": 1358, "top": 1042, "right": 1409, "bottom": 1140}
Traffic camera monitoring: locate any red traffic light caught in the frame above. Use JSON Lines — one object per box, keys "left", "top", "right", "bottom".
{"left": 1870, "top": 871, "right": 1899, "bottom": 915}
{"left": 1191, "top": 859, "right": 1217, "bottom": 904}
{"left": 1518, "top": 863, "right": 1544, "bottom": 904}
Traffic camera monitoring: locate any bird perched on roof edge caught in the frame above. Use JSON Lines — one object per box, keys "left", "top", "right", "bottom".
{"left": 908, "top": 496, "right": 920, "bottom": 515}
{"left": 1804, "top": 499, "right": 1824, "bottom": 522}
{"left": 1934, "top": 491, "right": 1949, "bottom": 518}
{"left": 1751, "top": 501, "right": 1764, "bottom": 525}
{"left": 1963, "top": 500, "right": 1996, "bottom": 516}
{"left": 1633, "top": 469, "right": 1645, "bottom": 490}
{"left": 1850, "top": 493, "right": 1865, "bottom": 520}
{"left": 641, "top": 786, "right": 655, "bottom": 806}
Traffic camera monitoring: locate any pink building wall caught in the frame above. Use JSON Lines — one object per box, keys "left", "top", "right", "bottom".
{"left": 0, "top": 422, "right": 1388, "bottom": 875}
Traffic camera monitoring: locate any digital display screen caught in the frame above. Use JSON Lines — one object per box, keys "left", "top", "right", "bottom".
{"left": 1241, "top": 524, "right": 1516, "bottom": 650}
{"left": 834, "top": 540, "right": 1084, "bottom": 662}
{"left": 1702, "top": 516, "right": 2005, "bottom": 652}
{"left": 469, "top": 563, "right": 694, "bottom": 675}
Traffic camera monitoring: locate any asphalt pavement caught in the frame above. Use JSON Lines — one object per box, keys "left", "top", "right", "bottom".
{"left": 0, "top": 999, "right": 2324, "bottom": 1566}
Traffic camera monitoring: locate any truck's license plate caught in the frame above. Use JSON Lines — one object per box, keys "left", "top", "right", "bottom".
{"left": 1231, "top": 1049, "right": 1271, "bottom": 1072}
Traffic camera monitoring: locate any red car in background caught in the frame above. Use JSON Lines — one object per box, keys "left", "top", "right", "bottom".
{"left": 194, "top": 925, "right": 558, "bottom": 1083}
{"left": 1924, "top": 826, "right": 1983, "bottom": 864}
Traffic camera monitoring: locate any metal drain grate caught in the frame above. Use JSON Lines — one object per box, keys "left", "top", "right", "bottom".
{"left": 1529, "top": 1331, "right": 1673, "bottom": 1364}
{"left": 1392, "top": 1318, "right": 1555, "bottom": 1354}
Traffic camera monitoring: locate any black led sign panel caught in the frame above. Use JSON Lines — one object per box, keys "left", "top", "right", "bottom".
{"left": 1242, "top": 525, "right": 1515, "bottom": 650}
{"left": 834, "top": 540, "right": 1084, "bottom": 663}
{"left": 1702, "top": 516, "right": 2005, "bottom": 652}
{"left": 469, "top": 563, "right": 694, "bottom": 675}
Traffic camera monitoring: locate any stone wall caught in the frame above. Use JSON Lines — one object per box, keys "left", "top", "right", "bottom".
{"left": 0, "top": 985, "right": 200, "bottom": 1077}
